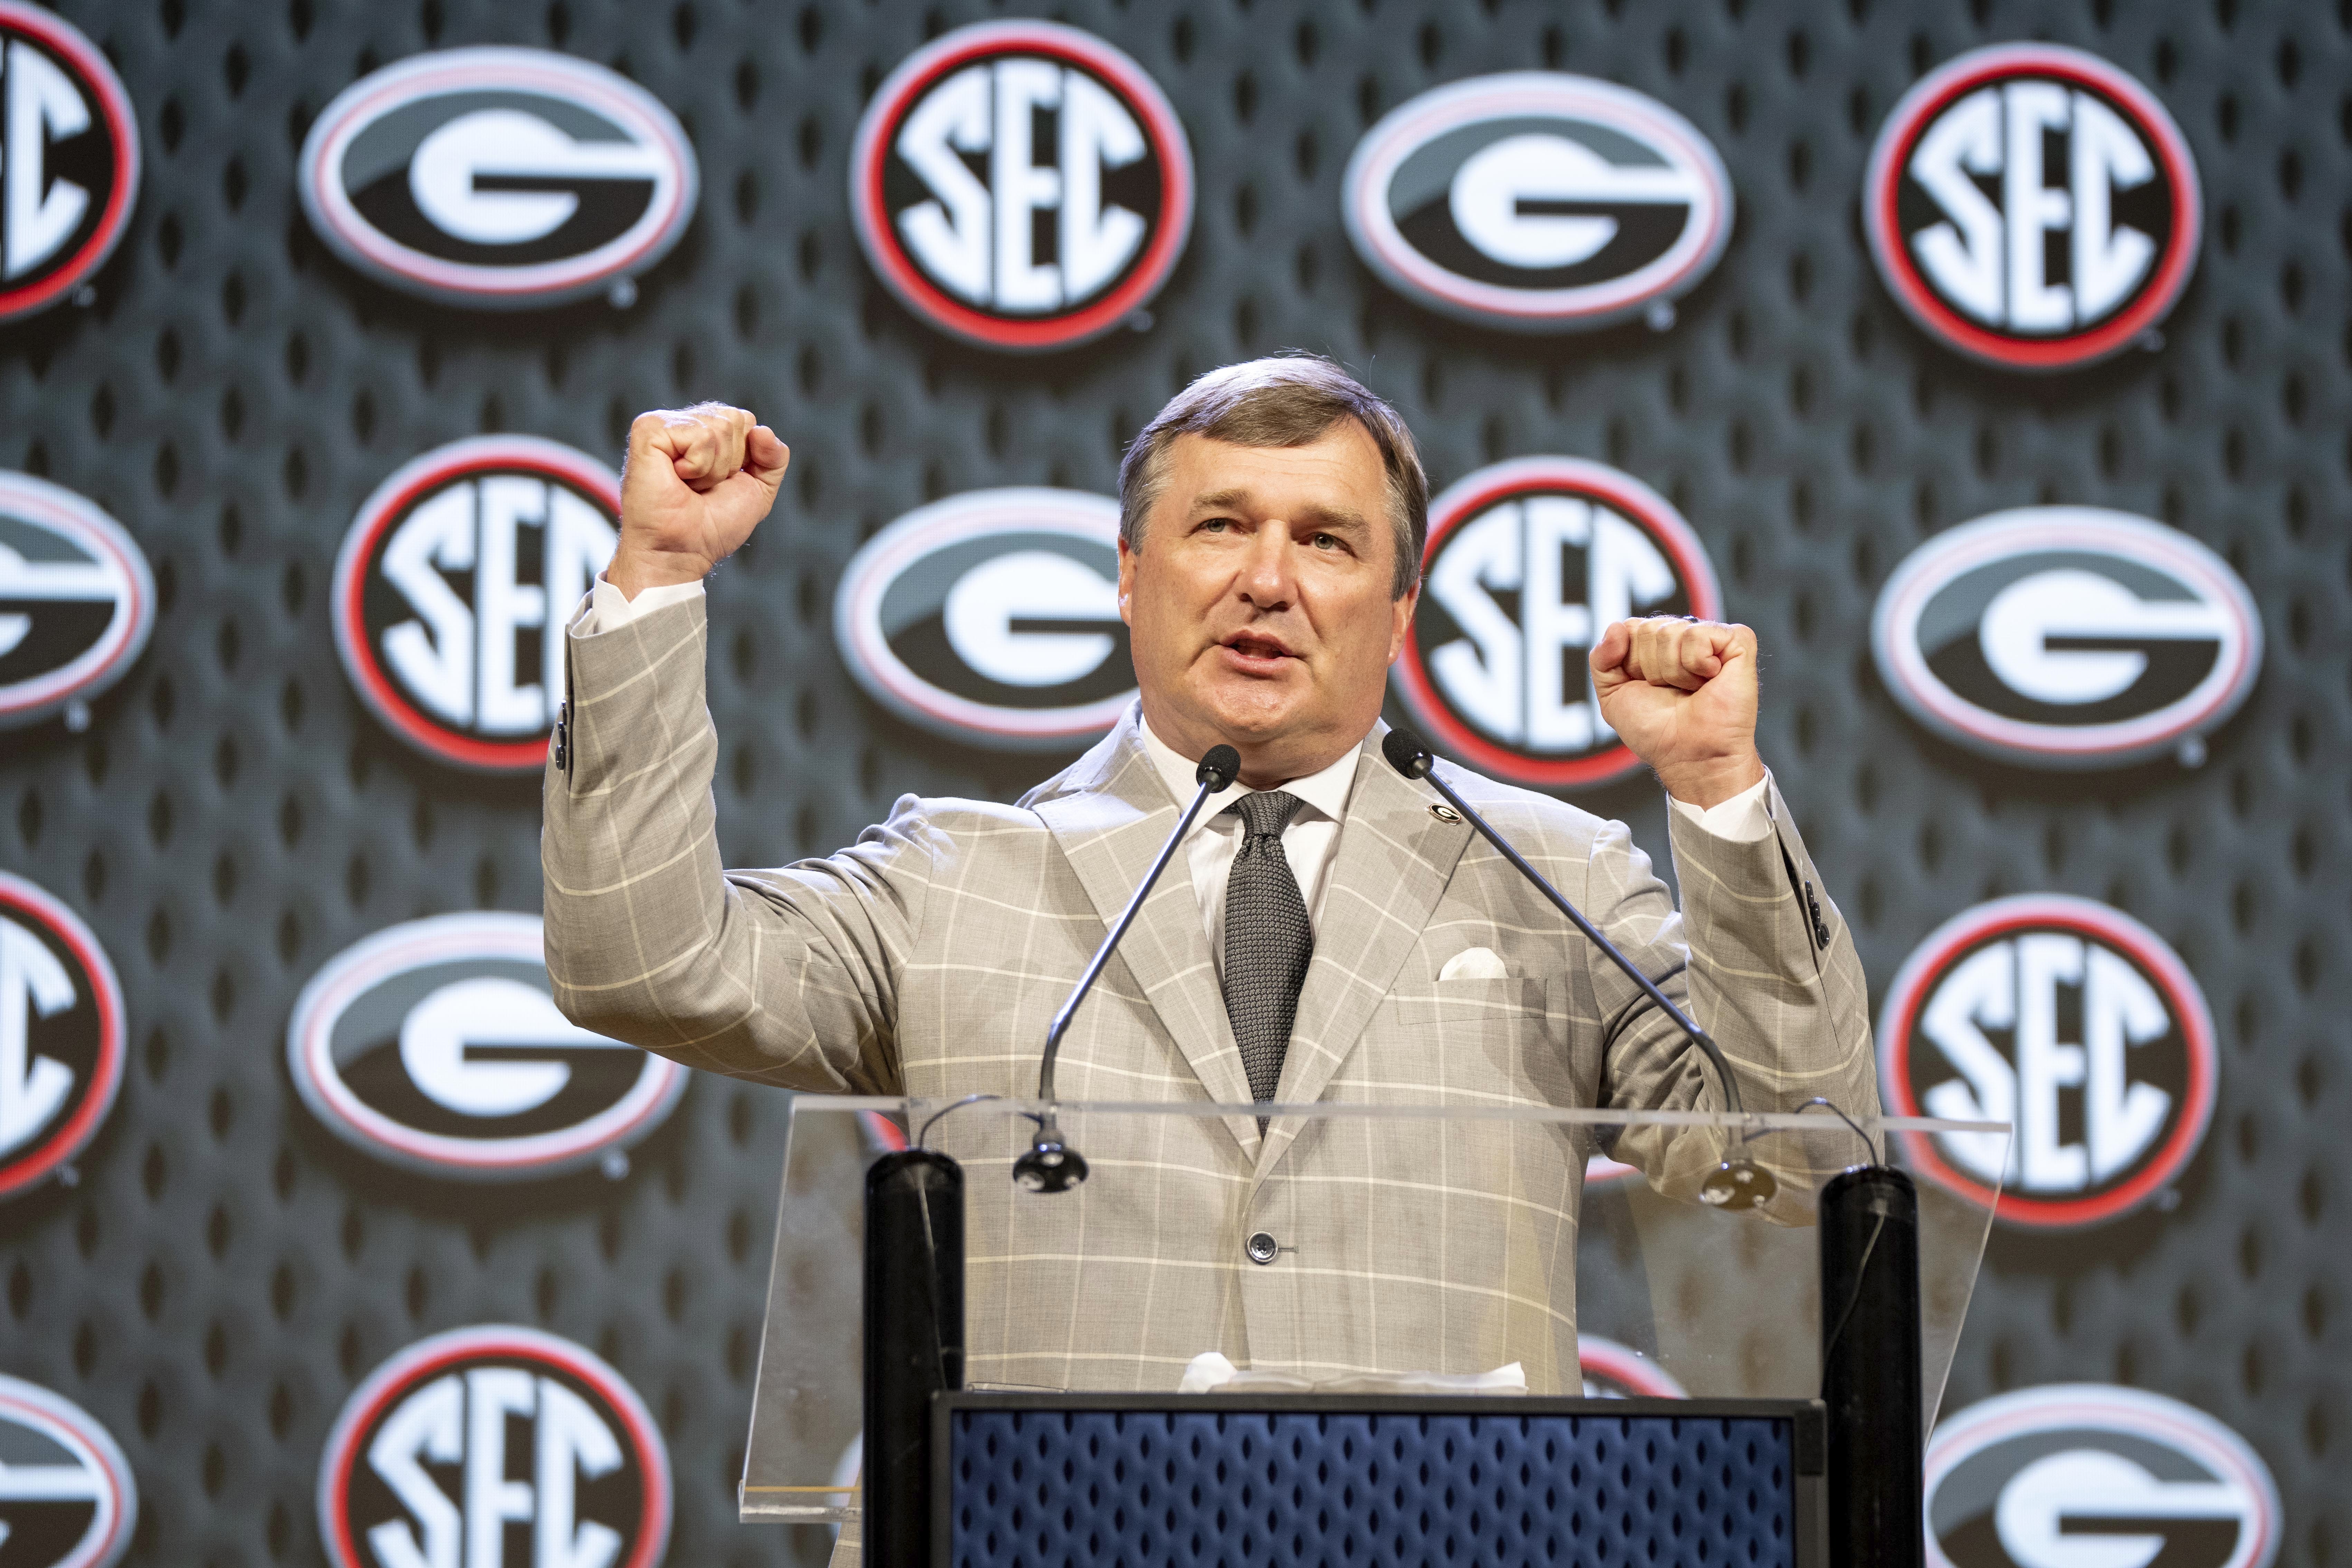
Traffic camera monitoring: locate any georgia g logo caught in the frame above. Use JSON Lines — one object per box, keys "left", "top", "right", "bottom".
{"left": 1873, "top": 508, "right": 2260, "bottom": 770}
{"left": 834, "top": 488, "right": 1133, "bottom": 749}
{"left": 288, "top": 913, "right": 686, "bottom": 1181}
{"left": 1926, "top": 1385, "right": 2279, "bottom": 1568}
{"left": 852, "top": 21, "right": 1193, "bottom": 351}
{"left": 333, "top": 437, "right": 619, "bottom": 771}
{"left": 1392, "top": 457, "right": 1721, "bottom": 789}
{"left": 300, "top": 47, "right": 698, "bottom": 308}
{"left": 0, "top": 472, "right": 154, "bottom": 732}
{"left": 0, "top": 874, "right": 124, "bottom": 1202}
{"left": 0, "top": 3, "right": 138, "bottom": 322}
{"left": 320, "top": 1326, "right": 670, "bottom": 1568}
{"left": 1343, "top": 73, "right": 1732, "bottom": 332}
{"left": 0, "top": 1372, "right": 136, "bottom": 1568}
{"left": 1879, "top": 895, "right": 2216, "bottom": 1228}
{"left": 1865, "top": 43, "right": 2199, "bottom": 370}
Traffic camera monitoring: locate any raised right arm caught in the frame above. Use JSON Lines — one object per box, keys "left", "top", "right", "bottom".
{"left": 539, "top": 406, "right": 929, "bottom": 1093}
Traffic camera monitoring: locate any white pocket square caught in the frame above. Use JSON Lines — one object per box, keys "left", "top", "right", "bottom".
{"left": 1439, "top": 947, "right": 1509, "bottom": 981}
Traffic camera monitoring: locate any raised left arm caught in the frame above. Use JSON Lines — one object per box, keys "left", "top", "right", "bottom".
{"left": 1588, "top": 617, "right": 1882, "bottom": 1172}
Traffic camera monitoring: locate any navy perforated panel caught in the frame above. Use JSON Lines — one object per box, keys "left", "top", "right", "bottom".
{"left": 945, "top": 1405, "right": 1799, "bottom": 1568}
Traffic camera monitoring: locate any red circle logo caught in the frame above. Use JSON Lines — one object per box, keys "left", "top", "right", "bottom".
{"left": 1878, "top": 895, "right": 2216, "bottom": 1228}
{"left": 0, "top": 3, "right": 139, "bottom": 322}
{"left": 1392, "top": 457, "right": 1722, "bottom": 790}
{"left": 0, "top": 874, "right": 124, "bottom": 1201}
{"left": 332, "top": 437, "right": 620, "bottom": 772}
{"left": 1864, "top": 43, "right": 2199, "bottom": 370}
{"left": 318, "top": 1326, "right": 670, "bottom": 1568}
{"left": 851, "top": 21, "right": 1193, "bottom": 351}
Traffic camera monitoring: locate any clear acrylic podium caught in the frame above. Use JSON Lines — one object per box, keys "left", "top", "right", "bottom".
{"left": 739, "top": 1098, "right": 2005, "bottom": 1566}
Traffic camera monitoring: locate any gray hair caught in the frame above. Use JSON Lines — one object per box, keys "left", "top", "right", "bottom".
{"left": 1116, "top": 356, "right": 1429, "bottom": 598}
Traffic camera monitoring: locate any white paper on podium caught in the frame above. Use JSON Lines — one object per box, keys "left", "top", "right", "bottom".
{"left": 1177, "top": 1350, "right": 1529, "bottom": 1396}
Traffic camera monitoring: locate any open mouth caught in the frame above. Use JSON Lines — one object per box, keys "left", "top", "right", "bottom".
{"left": 1219, "top": 631, "right": 1300, "bottom": 670}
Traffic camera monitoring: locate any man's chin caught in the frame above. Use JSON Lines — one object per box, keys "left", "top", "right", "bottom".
{"left": 1187, "top": 680, "right": 1307, "bottom": 743}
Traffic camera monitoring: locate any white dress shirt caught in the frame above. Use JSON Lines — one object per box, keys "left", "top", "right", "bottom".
{"left": 1137, "top": 718, "right": 1359, "bottom": 973}
{"left": 580, "top": 574, "right": 704, "bottom": 632}
{"left": 576, "top": 574, "right": 1777, "bottom": 974}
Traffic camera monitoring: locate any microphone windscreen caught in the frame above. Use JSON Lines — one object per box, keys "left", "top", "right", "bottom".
{"left": 1197, "top": 745, "right": 1241, "bottom": 791}
{"left": 1382, "top": 728, "right": 1432, "bottom": 779}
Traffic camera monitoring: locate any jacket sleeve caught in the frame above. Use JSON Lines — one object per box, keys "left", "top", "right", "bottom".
{"left": 539, "top": 593, "right": 935, "bottom": 1093}
{"left": 1586, "top": 771, "right": 1882, "bottom": 1211}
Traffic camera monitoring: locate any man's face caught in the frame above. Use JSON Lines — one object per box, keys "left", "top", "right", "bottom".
{"left": 1118, "top": 423, "right": 1415, "bottom": 786}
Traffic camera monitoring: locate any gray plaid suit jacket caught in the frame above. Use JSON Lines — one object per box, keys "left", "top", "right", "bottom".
{"left": 541, "top": 595, "right": 1880, "bottom": 1396}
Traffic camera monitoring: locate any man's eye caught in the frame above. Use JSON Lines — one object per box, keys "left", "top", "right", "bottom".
{"left": 1200, "top": 518, "right": 1230, "bottom": 532}
{"left": 1312, "top": 533, "right": 1339, "bottom": 550}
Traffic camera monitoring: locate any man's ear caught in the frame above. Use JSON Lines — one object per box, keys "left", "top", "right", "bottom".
{"left": 1116, "top": 536, "right": 1137, "bottom": 627}
{"left": 1386, "top": 585, "right": 1418, "bottom": 664}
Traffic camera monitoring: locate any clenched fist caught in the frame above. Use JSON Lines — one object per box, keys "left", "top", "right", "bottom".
{"left": 1589, "top": 616, "right": 1767, "bottom": 809}
{"left": 608, "top": 403, "right": 790, "bottom": 597}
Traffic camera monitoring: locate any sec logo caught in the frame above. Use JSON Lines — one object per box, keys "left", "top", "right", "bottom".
{"left": 319, "top": 1325, "right": 670, "bottom": 1568}
{"left": 0, "top": 874, "right": 123, "bottom": 1201}
{"left": 1865, "top": 43, "right": 2199, "bottom": 370}
{"left": 834, "top": 487, "right": 1132, "bottom": 749}
{"left": 332, "top": 437, "right": 620, "bottom": 771}
{"left": 300, "top": 47, "right": 697, "bottom": 308}
{"left": 287, "top": 913, "right": 685, "bottom": 1180}
{"left": 1927, "top": 1385, "right": 2278, "bottom": 1568}
{"left": 1879, "top": 895, "right": 2215, "bottom": 1229}
{"left": 0, "top": 472, "right": 155, "bottom": 732}
{"left": 851, "top": 20, "right": 1192, "bottom": 350}
{"left": 1392, "top": 457, "right": 1721, "bottom": 789}
{"left": 0, "top": 1372, "right": 136, "bottom": 1568}
{"left": 0, "top": 3, "right": 138, "bottom": 322}
{"left": 1343, "top": 73, "right": 1732, "bottom": 332}
{"left": 1873, "top": 508, "right": 2260, "bottom": 769}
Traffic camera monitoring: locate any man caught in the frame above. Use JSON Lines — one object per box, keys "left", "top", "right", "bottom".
{"left": 542, "top": 356, "right": 1878, "bottom": 1396}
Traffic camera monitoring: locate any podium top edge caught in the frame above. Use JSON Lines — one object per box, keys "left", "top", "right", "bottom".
{"left": 795, "top": 1095, "right": 2006, "bottom": 1136}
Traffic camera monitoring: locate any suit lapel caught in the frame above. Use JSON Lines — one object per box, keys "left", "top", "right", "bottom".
{"left": 1257, "top": 729, "right": 1473, "bottom": 1181}
{"left": 1029, "top": 717, "right": 1260, "bottom": 1153}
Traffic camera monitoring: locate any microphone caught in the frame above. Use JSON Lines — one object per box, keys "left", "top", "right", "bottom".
{"left": 1380, "top": 728, "right": 1777, "bottom": 1211}
{"left": 1014, "top": 742, "right": 1243, "bottom": 1192}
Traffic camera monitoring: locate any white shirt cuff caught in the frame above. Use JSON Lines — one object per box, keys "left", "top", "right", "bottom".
{"left": 574, "top": 574, "right": 705, "bottom": 635}
{"left": 1666, "top": 775, "right": 1773, "bottom": 843}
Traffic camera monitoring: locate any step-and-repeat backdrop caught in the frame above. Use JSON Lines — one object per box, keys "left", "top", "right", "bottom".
{"left": 0, "top": 1, "right": 2336, "bottom": 1564}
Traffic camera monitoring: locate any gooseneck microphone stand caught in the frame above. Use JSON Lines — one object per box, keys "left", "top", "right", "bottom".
{"left": 1379, "top": 727, "right": 1774, "bottom": 1209}
{"left": 1383, "top": 726, "right": 1924, "bottom": 1567}
{"left": 863, "top": 743, "right": 1239, "bottom": 1565}
{"left": 1013, "top": 743, "right": 1241, "bottom": 1192}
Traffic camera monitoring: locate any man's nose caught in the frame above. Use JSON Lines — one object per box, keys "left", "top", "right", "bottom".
{"left": 1235, "top": 526, "right": 1298, "bottom": 607}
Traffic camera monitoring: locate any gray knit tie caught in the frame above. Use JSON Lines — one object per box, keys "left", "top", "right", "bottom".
{"left": 1221, "top": 791, "right": 1312, "bottom": 1105}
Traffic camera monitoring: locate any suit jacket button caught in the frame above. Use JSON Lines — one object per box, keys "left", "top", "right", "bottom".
{"left": 1245, "top": 1231, "right": 1278, "bottom": 1265}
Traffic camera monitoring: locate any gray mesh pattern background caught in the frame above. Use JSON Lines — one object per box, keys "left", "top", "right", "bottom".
{"left": 0, "top": 0, "right": 2340, "bottom": 1564}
